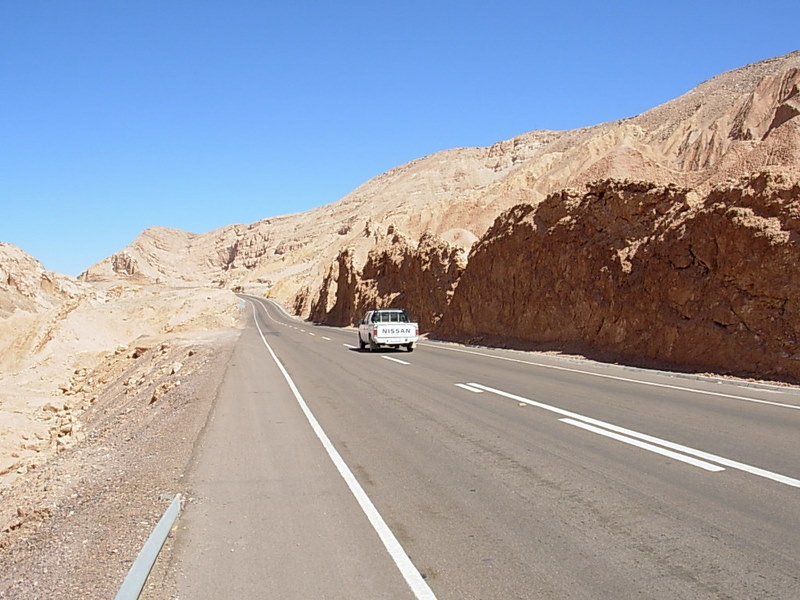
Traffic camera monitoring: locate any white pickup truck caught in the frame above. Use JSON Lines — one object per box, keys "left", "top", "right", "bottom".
{"left": 357, "top": 309, "right": 419, "bottom": 352}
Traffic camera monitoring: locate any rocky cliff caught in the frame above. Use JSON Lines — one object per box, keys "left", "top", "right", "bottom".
{"left": 437, "top": 172, "right": 800, "bottom": 381}
{"left": 0, "top": 244, "right": 92, "bottom": 376}
{"left": 302, "top": 231, "right": 466, "bottom": 330}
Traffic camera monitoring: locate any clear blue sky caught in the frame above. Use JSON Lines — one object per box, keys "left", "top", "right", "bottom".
{"left": 2, "top": 1, "right": 798, "bottom": 276}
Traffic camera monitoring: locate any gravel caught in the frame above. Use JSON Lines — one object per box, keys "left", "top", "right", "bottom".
{"left": 0, "top": 330, "right": 238, "bottom": 599}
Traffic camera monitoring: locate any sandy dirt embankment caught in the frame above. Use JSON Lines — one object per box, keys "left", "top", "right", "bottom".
{"left": 0, "top": 284, "right": 242, "bottom": 600}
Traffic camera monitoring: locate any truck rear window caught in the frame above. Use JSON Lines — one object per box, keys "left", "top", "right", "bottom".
{"left": 372, "top": 311, "right": 410, "bottom": 323}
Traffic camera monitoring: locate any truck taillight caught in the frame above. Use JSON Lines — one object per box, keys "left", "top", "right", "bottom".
{"left": 415, "top": 326, "right": 419, "bottom": 336}
{"left": 372, "top": 328, "right": 378, "bottom": 337}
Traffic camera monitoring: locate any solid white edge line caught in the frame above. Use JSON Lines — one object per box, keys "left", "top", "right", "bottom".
{"left": 424, "top": 343, "right": 800, "bottom": 411}
{"left": 250, "top": 305, "right": 437, "bottom": 600}
{"left": 560, "top": 418, "right": 725, "bottom": 472}
{"left": 470, "top": 382, "right": 800, "bottom": 489}
{"left": 383, "top": 356, "right": 410, "bottom": 365}
{"left": 455, "top": 383, "right": 484, "bottom": 393}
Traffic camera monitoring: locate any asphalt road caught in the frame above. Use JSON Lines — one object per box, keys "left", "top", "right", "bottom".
{"left": 173, "top": 296, "right": 800, "bottom": 599}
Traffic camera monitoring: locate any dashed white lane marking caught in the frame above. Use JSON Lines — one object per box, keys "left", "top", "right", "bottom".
{"left": 463, "top": 382, "right": 800, "bottom": 488}
{"left": 383, "top": 356, "right": 410, "bottom": 365}
{"left": 455, "top": 383, "right": 484, "bottom": 393}
{"left": 559, "top": 418, "right": 725, "bottom": 471}
{"left": 429, "top": 344, "right": 799, "bottom": 411}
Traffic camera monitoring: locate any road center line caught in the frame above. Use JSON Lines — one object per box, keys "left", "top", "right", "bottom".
{"left": 468, "top": 382, "right": 800, "bottom": 488}
{"left": 455, "top": 383, "right": 484, "bottom": 393}
{"left": 559, "top": 418, "right": 725, "bottom": 471}
{"left": 250, "top": 305, "right": 437, "bottom": 599}
{"left": 383, "top": 356, "right": 410, "bottom": 365}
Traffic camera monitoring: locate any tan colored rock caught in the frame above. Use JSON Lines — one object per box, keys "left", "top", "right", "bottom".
{"left": 0, "top": 275, "right": 241, "bottom": 487}
{"left": 0, "top": 243, "right": 86, "bottom": 318}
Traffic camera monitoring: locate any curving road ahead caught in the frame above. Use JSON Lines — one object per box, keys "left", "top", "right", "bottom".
{"left": 173, "top": 296, "right": 800, "bottom": 599}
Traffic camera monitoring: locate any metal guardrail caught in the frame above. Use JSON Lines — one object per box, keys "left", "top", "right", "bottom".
{"left": 113, "top": 493, "right": 182, "bottom": 600}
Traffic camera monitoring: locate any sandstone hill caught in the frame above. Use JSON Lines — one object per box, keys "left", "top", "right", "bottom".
{"left": 0, "top": 243, "right": 91, "bottom": 377}
{"left": 0, "top": 242, "right": 242, "bottom": 598}
{"left": 0, "top": 242, "right": 84, "bottom": 319}
{"left": 81, "top": 51, "right": 800, "bottom": 306}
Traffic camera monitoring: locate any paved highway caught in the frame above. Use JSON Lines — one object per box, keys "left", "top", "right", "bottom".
{"left": 173, "top": 296, "right": 800, "bottom": 599}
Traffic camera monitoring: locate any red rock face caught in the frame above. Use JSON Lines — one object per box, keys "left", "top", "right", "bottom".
{"left": 437, "top": 173, "right": 800, "bottom": 381}
{"left": 629, "top": 173, "right": 800, "bottom": 379}
{"left": 305, "top": 233, "right": 466, "bottom": 331}
{"left": 306, "top": 247, "right": 361, "bottom": 327}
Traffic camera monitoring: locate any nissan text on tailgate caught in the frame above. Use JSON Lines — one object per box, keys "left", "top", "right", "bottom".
{"left": 357, "top": 309, "right": 419, "bottom": 352}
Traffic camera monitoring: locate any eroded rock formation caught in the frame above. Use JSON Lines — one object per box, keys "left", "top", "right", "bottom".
{"left": 79, "top": 52, "right": 800, "bottom": 324}
{"left": 0, "top": 243, "right": 85, "bottom": 318}
{"left": 437, "top": 173, "right": 800, "bottom": 381}
{"left": 305, "top": 232, "right": 466, "bottom": 330}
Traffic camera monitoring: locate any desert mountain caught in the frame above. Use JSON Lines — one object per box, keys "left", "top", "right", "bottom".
{"left": 0, "top": 243, "right": 93, "bottom": 378}
{"left": 77, "top": 50, "right": 800, "bottom": 380}
{"left": 81, "top": 51, "right": 800, "bottom": 303}
{"left": 0, "top": 242, "right": 241, "bottom": 594}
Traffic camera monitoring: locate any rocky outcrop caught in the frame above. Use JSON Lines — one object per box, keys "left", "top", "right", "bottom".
{"left": 654, "top": 66, "right": 800, "bottom": 172}
{"left": 0, "top": 243, "right": 85, "bottom": 318}
{"left": 306, "top": 232, "right": 466, "bottom": 330}
{"left": 436, "top": 173, "right": 800, "bottom": 381}
{"left": 306, "top": 248, "right": 360, "bottom": 327}
{"left": 357, "top": 232, "right": 466, "bottom": 331}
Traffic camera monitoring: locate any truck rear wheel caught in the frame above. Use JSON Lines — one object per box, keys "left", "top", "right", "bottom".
{"left": 369, "top": 336, "right": 379, "bottom": 352}
{"left": 406, "top": 343, "right": 414, "bottom": 352}
{"left": 358, "top": 335, "right": 366, "bottom": 350}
